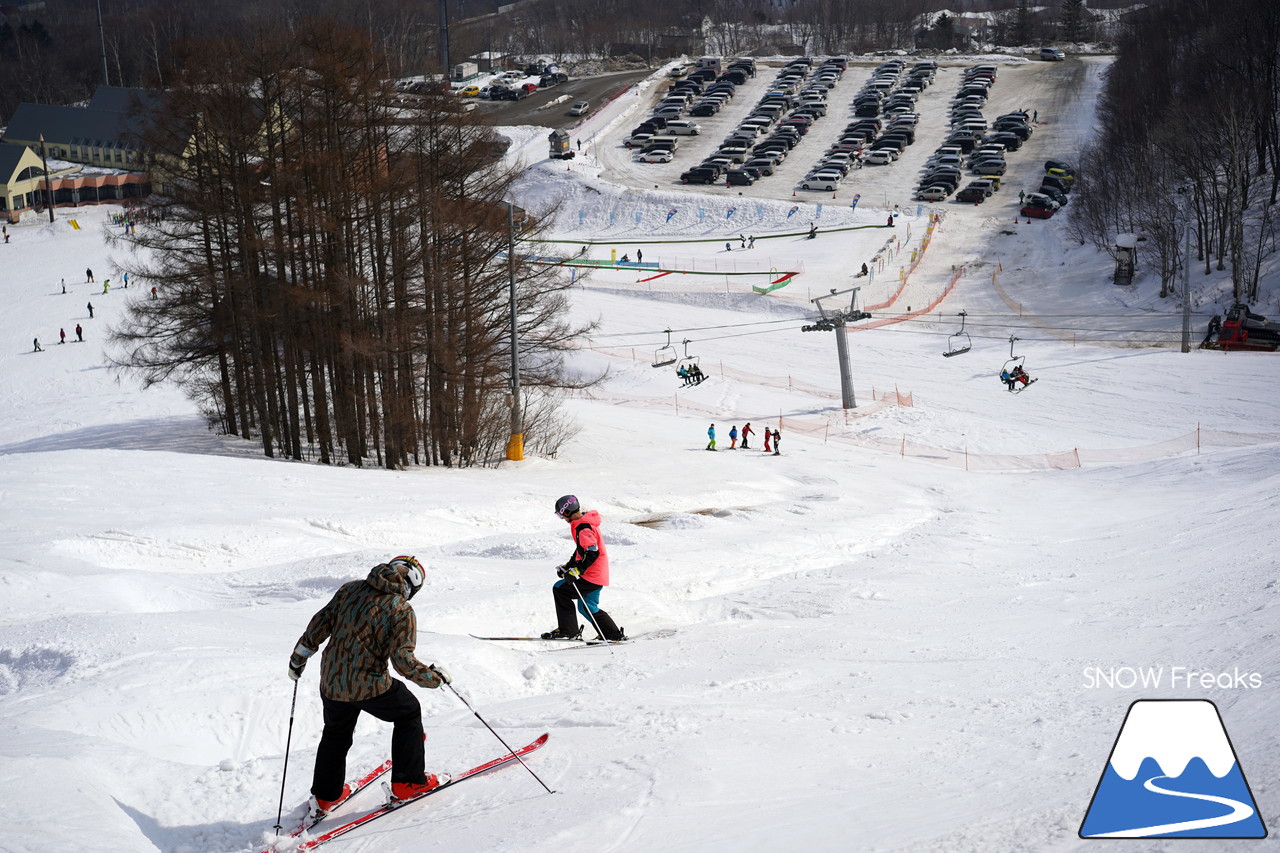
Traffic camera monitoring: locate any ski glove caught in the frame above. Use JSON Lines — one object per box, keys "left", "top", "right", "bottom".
{"left": 556, "top": 564, "right": 581, "bottom": 579}
{"left": 289, "top": 643, "right": 315, "bottom": 681}
{"left": 428, "top": 664, "right": 453, "bottom": 685}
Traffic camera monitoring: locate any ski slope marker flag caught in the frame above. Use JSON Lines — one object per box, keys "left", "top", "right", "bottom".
{"left": 1079, "top": 699, "right": 1266, "bottom": 839}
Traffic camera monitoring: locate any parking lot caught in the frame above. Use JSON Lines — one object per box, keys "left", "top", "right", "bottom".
{"left": 591, "top": 57, "right": 1098, "bottom": 212}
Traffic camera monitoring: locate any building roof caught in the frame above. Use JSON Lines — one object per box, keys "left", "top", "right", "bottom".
{"left": 87, "top": 86, "right": 166, "bottom": 116}
{"left": 2, "top": 86, "right": 162, "bottom": 151}
{"left": 0, "top": 141, "right": 44, "bottom": 184}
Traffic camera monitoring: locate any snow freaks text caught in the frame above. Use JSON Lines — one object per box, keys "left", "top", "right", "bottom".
{"left": 1082, "top": 667, "right": 1263, "bottom": 690}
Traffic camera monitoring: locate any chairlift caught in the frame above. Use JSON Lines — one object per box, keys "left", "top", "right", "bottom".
{"left": 999, "top": 335, "right": 1036, "bottom": 393}
{"left": 652, "top": 329, "right": 677, "bottom": 368}
{"left": 677, "top": 339, "right": 700, "bottom": 372}
{"left": 942, "top": 310, "right": 971, "bottom": 357}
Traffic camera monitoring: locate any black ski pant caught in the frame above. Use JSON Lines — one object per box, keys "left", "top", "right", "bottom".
{"left": 553, "top": 577, "right": 623, "bottom": 640}
{"left": 312, "top": 679, "right": 424, "bottom": 801}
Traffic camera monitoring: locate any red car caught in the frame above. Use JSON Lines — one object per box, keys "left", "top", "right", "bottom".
{"left": 1021, "top": 205, "right": 1054, "bottom": 220}
{"left": 521, "top": 82, "right": 538, "bottom": 93}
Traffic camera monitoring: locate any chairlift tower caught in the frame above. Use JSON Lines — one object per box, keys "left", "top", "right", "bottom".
{"left": 802, "top": 287, "right": 870, "bottom": 409}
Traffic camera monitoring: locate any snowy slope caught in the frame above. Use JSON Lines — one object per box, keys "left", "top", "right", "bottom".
{"left": 2, "top": 55, "right": 1279, "bottom": 853}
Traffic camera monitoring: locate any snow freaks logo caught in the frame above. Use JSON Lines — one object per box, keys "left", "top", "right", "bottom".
{"left": 1079, "top": 700, "right": 1268, "bottom": 839}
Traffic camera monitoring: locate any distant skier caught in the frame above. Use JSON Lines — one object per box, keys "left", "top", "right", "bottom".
{"left": 122, "top": 272, "right": 129, "bottom": 289}
{"left": 76, "top": 324, "right": 83, "bottom": 342}
{"left": 885, "top": 214, "right": 894, "bottom": 227}
{"left": 61, "top": 278, "right": 66, "bottom": 294}
{"left": 741, "top": 422, "right": 754, "bottom": 449}
{"left": 772, "top": 429, "right": 781, "bottom": 455}
{"left": 59, "top": 328, "right": 66, "bottom": 344}
{"left": 763, "top": 429, "right": 771, "bottom": 453}
{"left": 859, "top": 262, "right": 869, "bottom": 277}
{"left": 808, "top": 224, "right": 817, "bottom": 239}
{"left": 543, "top": 495, "right": 625, "bottom": 641}
{"left": 86, "top": 301, "right": 94, "bottom": 318}
{"left": 748, "top": 235, "right": 756, "bottom": 249}
{"left": 33, "top": 337, "right": 42, "bottom": 352}
{"left": 739, "top": 234, "right": 746, "bottom": 248}
{"left": 288, "top": 555, "right": 450, "bottom": 811}
{"left": 707, "top": 423, "right": 717, "bottom": 451}
{"left": 729, "top": 425, "right": 739, "bottom": 449}
{"left": 102, "top": 280, "right": 109, "bottom": 295}
{"left": 86, "top": 267, "right": 94, "bottom": 283}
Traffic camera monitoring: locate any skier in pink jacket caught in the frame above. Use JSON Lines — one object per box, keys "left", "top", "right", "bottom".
{"left": 542, "top": 495, "right": 626, "bottom": 641}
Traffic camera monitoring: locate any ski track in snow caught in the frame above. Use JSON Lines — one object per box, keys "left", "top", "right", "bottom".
{"left": 1, "top": 52, "right": 1279, "bottom": 853}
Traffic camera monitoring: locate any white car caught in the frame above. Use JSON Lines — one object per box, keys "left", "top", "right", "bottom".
{"left": 915, "top": 185, "right": 951, "bottom": 201}
{"left": 800, "top": 178, "right": 840, "bottom": 191}
{"left": 864, "top": 150, "right": 896, "bottom": 165}
{"left": 568, "top": 100, "right": 590, "bottom": 116}
{"left": 637, "top": 149, "right": 674, "bottom": 163}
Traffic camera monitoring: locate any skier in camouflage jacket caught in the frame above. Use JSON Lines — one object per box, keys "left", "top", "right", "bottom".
{"left": 289, "top": 556, "right": 452, "bottom": 806}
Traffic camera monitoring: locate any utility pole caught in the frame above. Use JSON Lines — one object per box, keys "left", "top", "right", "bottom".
{"left": 439, "top": 0, "right": 451, "bottom": 79}
{"left": 96, "top": 0, "right": 109, "bottom": 86}
{"left": 1179, "top": 188, "right": 1194, "bottom": 353}
{"left": 506, "top": 202, "right": 524, "bottom": 460}
{"left": 802, "top": 287, "right": 870, "bottom": 409}
{"left": 39, "top": 135, "right": 54, "bottom": 223}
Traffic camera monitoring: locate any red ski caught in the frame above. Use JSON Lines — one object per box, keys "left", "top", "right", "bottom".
{"left": 261, "top": 756, "right": 393, "bottom": 852}
{"left": 292, "top": 734, "right": 549, "bottom": 851}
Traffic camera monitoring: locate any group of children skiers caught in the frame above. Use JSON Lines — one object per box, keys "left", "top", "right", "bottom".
{"left": 706, "top": 422, "right": 780, "bottom": 454}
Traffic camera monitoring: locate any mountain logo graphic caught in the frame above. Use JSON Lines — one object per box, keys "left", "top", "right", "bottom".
{"left": 1080, "top": 699, "right": 1267, "bottom": 839}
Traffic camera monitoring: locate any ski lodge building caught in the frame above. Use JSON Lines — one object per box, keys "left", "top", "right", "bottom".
{"left": 0, "top": 86, "right": 158, "bottom": 222}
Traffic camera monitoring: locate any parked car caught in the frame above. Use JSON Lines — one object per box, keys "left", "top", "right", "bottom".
{"left": 638, "top": 149, "right": 674, "bottom": 163}
{"left": 988, "top": 133, "right": 1022, "bottom": 151}
{"left": 680, "top": 167, "right": 721, "bottom": 185}
{"left": 955, "top": 185, "right": 988, "bottom": 204}
{"left": 521, "top": 82, "right": 538, "bottom": 93}
{"left": 1021, "top": 204, "right": 1055, "bottom": 219}
{"left": 1046, "top": 167, "right": 1076, "bottom": 186}
{"left": 863, "top": 150, "right": 896, "bottom": 166}
{"left": 1024, "top": 192, "right": 1060, "bottom": 210}
{"left": 726, "top": 169, "right": 756, "bottom": 186}
{"left": 460, "top": 86, "right": 480, "bottom": 97}
{"left": 1041, "top": 175, "right": 1072, "bottom": 194}
{"left": 743, "top": 158, "right": 776, "bottom": 176}
{"left": 967, "top": 180, "right": 995, "bottom": 198}
{"left": 666, "top": 120, "right": 701, "bottom": 135}
{"left": 801, "top": 177, "right": 840, "bottom": 191}
{"left": 1045, "top": 159, "right": 1075, "bottom": 175}
{"left": 972, "top": 159, "right": 1007, "bottom": 176}
{"left": 568, "top": 100, "right": 590, "bottom": 116}
{"left": 1040, "top": 47, "right": 1066, "bottom": 61}
{"left": 1037, "top": 186, "right": 1069, "bottom": 207}
{"left": 916, "top": 185, "right": 952, "bottom": 201}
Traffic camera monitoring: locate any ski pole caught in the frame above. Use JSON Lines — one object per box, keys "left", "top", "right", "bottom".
{"left": 446, "top": 684, "right": 555, "bottom": 794}
{"left": 273, "top": 679, "right": 300, "bottom": 833}
{"left": 568, "top": 577, "right": 609, "bottom": 642}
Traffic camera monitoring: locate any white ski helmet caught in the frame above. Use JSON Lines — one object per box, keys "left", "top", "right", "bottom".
{"left": 389, "top": 555, "right": 425, "bottom": 599}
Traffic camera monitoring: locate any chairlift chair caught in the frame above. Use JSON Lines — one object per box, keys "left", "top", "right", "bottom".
{"left": 652, "top": 329, "right": 678, "bottom": 368}
{"left": 942, "top": 310, "right": 972, "bottom": 357}
{"left": 999, "top": 335, "right": 1036, "bottom": 392}
{"left": 677, "top": 339, "right": 700, "bottom": 372}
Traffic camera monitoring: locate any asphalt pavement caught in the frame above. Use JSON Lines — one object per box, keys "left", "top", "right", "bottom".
{"left": 467, "top": 69, "right": 652, "bottom": 129}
